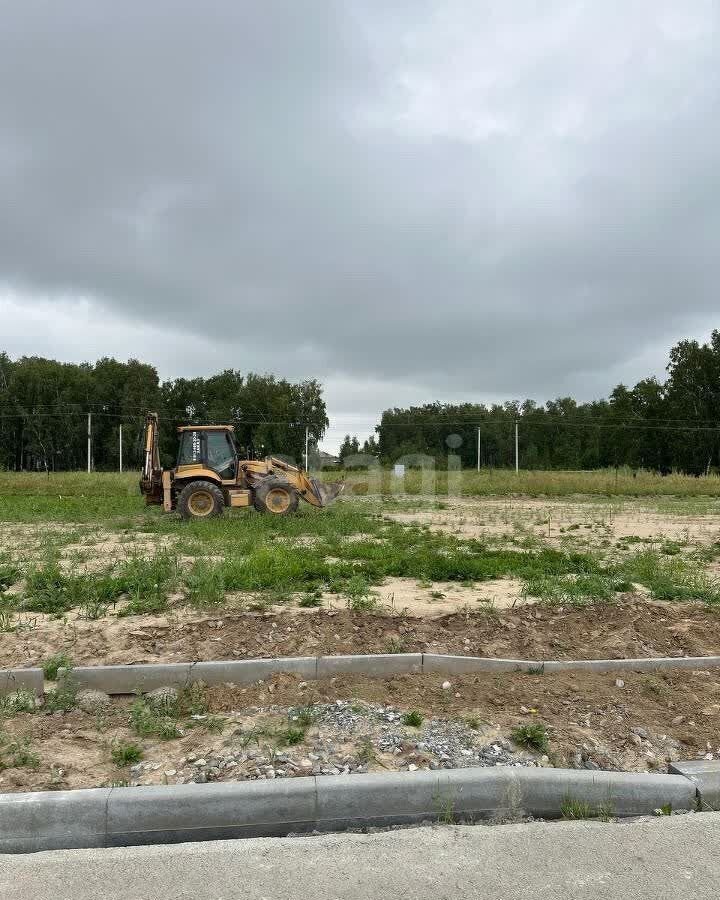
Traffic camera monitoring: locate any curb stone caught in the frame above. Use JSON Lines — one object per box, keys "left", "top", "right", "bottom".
{"left": 0, "top": 767, "right": 698, "bottom": 854}
{"left": 52, "top": 653, "right": 720, "bottom": 695}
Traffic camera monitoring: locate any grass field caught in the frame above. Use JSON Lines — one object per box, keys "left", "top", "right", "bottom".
{"left": 0, "top": 469, "right": 719, "bottom": 619}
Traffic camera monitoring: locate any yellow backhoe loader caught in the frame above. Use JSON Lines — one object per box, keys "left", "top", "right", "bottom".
{"left": 139, "top": 413, "right": 343, "bottom": 519}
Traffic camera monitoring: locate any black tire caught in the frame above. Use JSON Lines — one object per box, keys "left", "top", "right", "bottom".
{"left": 177, "top": 480, "right": 225, "bottom": 520}
{"left": 253, "top": 478, "right": 299, "bottom": 515}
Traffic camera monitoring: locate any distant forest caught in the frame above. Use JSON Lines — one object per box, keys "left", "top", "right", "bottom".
{"left": 0, "top": 353, "right": 327, "bottom": 471}
{"left": 2, "top": 330, "right": 720, "bottom": 474}
{"left": 342, "top": 331, "right": 720, "bottom": 475}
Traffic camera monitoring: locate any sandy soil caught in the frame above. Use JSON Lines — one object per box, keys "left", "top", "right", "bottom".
{"left": 385, "top": 498, "right": 720, "bottom": 549}
{"left": 358, "top": 577, "right": 526, "bottom": 614}
{"left": 2, "top": 599, "right": 720, "bottom": 670}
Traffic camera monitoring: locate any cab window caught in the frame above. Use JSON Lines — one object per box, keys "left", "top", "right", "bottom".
{"left": 205, "top": 431, "right": 237, "bottom": 480}
{"left": 177, "top": 431, "right": 202, "bottom": 465}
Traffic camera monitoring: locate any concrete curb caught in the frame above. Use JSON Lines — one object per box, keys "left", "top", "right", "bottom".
{"left": 422, "top": 653, "right": 720, "bottom": 675}
{"left": 0, "top": 668, "right": 44, "bottom": 698}
{"left": 669, "top": 760, "right": 720, "bottom": 810}
{"left": 52, "top": 652, "right": 720, "bottom": 695}
{"left": 0, "top": 767, "right": 698, "bottom": 854}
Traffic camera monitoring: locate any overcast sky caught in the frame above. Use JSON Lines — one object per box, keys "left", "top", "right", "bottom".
{"left": 2, "top": 1, "right": 719, "bottom": 449}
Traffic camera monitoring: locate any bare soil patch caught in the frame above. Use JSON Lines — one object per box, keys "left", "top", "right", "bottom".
{"left": 1, "top": 668, "right": 719, "bottom": 793}
{"left": 2, "top": 598, "right": 720, "bottom": 670}
{"left": 385, "top": 498, "right": 720, "bottom": 550}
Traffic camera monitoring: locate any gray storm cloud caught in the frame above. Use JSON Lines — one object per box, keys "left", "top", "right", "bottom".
{"left": 1, "top": 0, "right": 719, "bottom": 427}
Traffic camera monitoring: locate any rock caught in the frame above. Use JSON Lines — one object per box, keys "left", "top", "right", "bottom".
{"left": 441, "top": 681, "right": 452, "bottom": 690}
{"left": 146, "top": 686, "right": 180, "bottom": 714}
{"left": 76, "top": 689, "right": 111, "bottom": 715}
{"left": 631, "top": 726, "right": 649, "bottom": 739}
{"left": 614, "top": 679, "right": 625, "bottom": 688}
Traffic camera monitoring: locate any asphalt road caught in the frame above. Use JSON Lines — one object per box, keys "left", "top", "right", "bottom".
{"left": 2, "top": 814, "right": 719, "bottom": 900}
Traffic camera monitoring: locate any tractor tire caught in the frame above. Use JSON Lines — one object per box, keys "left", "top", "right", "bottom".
{"left": 253, "top": 478, "right": 299, "bottom": 515}
{"left": 177, "top": 480, "right": 225, "bottom": 520}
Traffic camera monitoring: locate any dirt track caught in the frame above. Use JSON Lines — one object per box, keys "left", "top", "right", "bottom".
{"left": 3, "top": 596, "right": 720, "bottom": 669}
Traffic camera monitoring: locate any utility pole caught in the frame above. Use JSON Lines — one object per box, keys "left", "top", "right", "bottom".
{"left": 515, "top": 419, "right": 519, "bottom": 473}
{"left": 119, "top": 424, "right": 123, "bottom": 473}
{"left": 477, "top": 426, "right": 481, "bottom": 472}
{"left": 304, "top": 426, "right": 310, "bottom": 471}
{"left": 87, "top": 412, "right": 92, "bottom": 473}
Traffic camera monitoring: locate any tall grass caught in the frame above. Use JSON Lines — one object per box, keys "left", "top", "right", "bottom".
{"left": 332, "top": 467, "right": 720, "bottom": 499}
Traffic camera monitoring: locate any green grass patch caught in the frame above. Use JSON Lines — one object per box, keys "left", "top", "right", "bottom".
{"left": 110, "top": 741, "right": 144, "bottom": 767}
{"left": 41, "top": 652, "right": 73, "bottom": 681}
{"left": 561, "top": 795, "right": 614, "bottom": 821}
{"left": 511, "top": 721, "right": 549, "bottom": 752}
{"left": 402, "top": 710, "right": 424, "bottom": 728}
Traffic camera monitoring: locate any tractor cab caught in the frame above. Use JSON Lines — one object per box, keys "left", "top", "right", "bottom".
{"left": 176, "top": 425, "right": 238, "bottom": 482}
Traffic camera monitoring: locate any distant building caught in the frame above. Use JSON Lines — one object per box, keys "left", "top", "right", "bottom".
{"left": 316, "top": 449, "right": 340, "bottom": 467}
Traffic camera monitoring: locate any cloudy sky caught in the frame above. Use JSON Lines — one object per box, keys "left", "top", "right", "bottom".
{"left": 2, "top": 2, "right": 719, "bottom": 448}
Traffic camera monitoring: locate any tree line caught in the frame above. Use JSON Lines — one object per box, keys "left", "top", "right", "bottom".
{"left": 0, "top": 353, "right": 328, "bottom": 471}
{"left": 344, "top": 331, "right": 720, "bottom": 475}
{"left": 4, "top": 329, "right": 719, "bottom": 475}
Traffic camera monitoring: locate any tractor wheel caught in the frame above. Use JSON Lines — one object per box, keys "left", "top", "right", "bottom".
{"left": 253, "top": 478, "right": 299, "bottom": 515}
{"left": 177, "top": 480, "right": 225, "bottom": 520}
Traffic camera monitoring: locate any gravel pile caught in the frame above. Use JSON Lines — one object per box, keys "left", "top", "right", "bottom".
{"left": 127, "top": 698, "right": 538, "bottom": 787}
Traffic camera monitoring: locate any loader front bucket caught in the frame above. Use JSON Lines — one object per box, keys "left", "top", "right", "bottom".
{"left": 307, "top": 477, "right": 345, "bottom": 507}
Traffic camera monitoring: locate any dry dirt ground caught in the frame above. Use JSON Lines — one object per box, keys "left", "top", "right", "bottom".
{"left": 2, "top": 599, "right": 720, "bottom": 669}
{"left": 1, "top": 668, "right": 719, "bottom": 794}
{"left": 385, "top": 497, "right": 720, "bottom": 548}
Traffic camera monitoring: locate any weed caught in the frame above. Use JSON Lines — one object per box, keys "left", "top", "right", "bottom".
{"left": 523, "top": 573, "right": 625, "bottom": 606}
{"left": 111, "top": 741, "right": 144, "bottom": 767}
{"left": 298, "top": 589, "right": 323, "bottom": 608}
{"left": 561, "top": 795, "right": 614, "bottom": 821}
{"left": 130, "top": 697, "right": 182, "bottom": 740}
{"left": 276, "top": 726, "right": 306, "bottom": 746}
{"left": 42, "top": 652, "right": 73, "bottom": 681}
{"left": 180, "top": 682, "right": 209, "bottom": 716}
{"left": 511, "top": 722, "right": 549, "bottom": 753}
{"left": 560, "top": 796, "right": 593, "bottom": 820}
{"left": 434, "top": 794, "right": 456, "bottom": 825}
{"left": 44, "top": 680, "right": 78, "bottom": 713}
{"left": 0, "top": 600, "right": 17, "bottom": 633}
{"left": 640, "top": 675, "right": 669, "bottom": 698}
{"left": 22, "top": 564, "right": 123, "bottom": 617}
{"left": 357, "top": 738, "right": 379, "bottom": 766}
{"left": 116, "top": 552, "right": 179, "bottom": 616}
{"left": 402, "top": 710, "right": 423, "bottom": 728}
{"left": 0, "top": 563, "right": 20, "bottom": 591}
{"left": 186, "top": 560, "right": 225, "bottom": 606}
{"left": 290, "top": 706, "right": 316, "bottom": 728}
{"left": 464, "top": 716, "right": 481, "bottom": 730}
{"left": 385, "top": 637, "right": 407, "bottom": 654}
{"left": 0, "top": 690, "right": 37, "bottom": 715}
{"left": 344, "top": 575, "right": 379, "bottom": 611}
